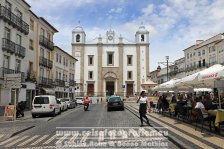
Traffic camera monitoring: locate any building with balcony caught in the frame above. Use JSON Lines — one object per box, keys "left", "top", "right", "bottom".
{"left": 0, "top": 0, "right": 30, "bottom": 106}
{"left": 184, "top": 33, "right": 224, "bottom": 76}
{"left": 53, "top": 46, "right": 77, "bottom": 99}
{"left": 150, "top": 57, "right": 186, "bottom": 84}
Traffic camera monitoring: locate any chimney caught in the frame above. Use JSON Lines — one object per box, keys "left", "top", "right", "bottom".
{"left": 196, "top": 40, "right": 203, "bottom": 45}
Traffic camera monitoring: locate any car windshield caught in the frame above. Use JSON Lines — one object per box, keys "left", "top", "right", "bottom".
{"left": 109, "top": 97, "right": 121, "bottom": 102}
{"left": 34, "top": 97, "right": 49, "bottom": 104}
{"left": 76, "top": 98, "right": 83, "bottom": 100}
{"left": 62, "top": 98, "right": 69, "bottom": 102}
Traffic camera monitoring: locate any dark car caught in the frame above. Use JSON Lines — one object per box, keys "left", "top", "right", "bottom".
{"left": 107, "top": 96, "right": 124, "bottom": 111}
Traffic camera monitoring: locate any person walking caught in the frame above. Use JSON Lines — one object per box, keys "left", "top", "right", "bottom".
{"left": 137, "top": 91, "right": 150, "bottom": 127}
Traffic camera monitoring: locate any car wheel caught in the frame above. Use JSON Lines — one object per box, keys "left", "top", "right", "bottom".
{"left": 32, "top": 114, "right": 36, "bottom": 118}
{"left": 51, "top": 109, "right": 55, "bottom": 117}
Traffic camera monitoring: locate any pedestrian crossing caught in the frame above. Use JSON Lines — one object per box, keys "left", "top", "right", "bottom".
{"left": 0, "top": 128, "right": 168, "bottom": 148}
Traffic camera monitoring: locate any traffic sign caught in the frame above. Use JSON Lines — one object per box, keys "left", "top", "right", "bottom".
{"left": 122, "top": 85, "right": 125, "bottom": 88}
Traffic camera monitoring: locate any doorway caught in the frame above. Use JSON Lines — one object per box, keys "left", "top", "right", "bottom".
{"left": 87, "top": 84, "right": 94, "bottom": 96}
{"left": 126, "top": 84, "right": 134, "bottom": 97}
{"left": 106, "top": 81, "right": 114, "bottom": 96}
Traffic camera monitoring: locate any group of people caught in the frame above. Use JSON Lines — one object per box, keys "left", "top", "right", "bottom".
{"left": 135, "top": 91, "right": 222, "bottom": 128}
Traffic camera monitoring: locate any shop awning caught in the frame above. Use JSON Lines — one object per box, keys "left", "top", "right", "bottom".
{"left": 42, "top": 88, "right": 55, "bottom": 95}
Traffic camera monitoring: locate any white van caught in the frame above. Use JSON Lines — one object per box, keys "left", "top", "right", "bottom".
{"left": 32, "top": 95, "right": 60, "bottom": 118}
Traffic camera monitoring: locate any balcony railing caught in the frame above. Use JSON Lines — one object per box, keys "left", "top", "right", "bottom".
{"left": 39, "top": 35, "right": 54, "bottom": 51}
{"left": 0, "top": 67, "right": 25, "bottom": 82}
{"left": 2, "top": 38, "right": 26, "bottom": 58}
{"left": 39, "top": 56, "right": 53, "bottom": 69}
{"left": 25, "top": 71, "right": 36, "bottom": 82}
{"left": 69, "top": 80, "right": 75, "bottom": 86}
{"left": 0, "top": 6, "right": 29, "bottom": 35}
{"left": 55, "top": 79, "right": 65, "bottom": 87}
{"left": 39, "top": 77, "right": 53, "bottom": 87}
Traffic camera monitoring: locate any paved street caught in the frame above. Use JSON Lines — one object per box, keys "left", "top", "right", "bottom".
{"left": 0, "top": 104, "right": 178, "bottom": 149}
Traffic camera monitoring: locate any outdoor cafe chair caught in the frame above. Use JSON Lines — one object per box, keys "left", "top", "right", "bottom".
{"left": 194, "top": 108, "right": 212, "bottom": 132}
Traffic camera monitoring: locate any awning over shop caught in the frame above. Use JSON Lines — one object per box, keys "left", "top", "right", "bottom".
{"left": 42, "top": 88, "right": 55, "bottom": 95}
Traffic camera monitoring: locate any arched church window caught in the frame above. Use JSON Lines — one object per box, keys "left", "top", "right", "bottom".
{"left": 141, "top": 35, "right": 144, "bottom": 42}
{"left": 76, "top": 34, "right": 80, "bottom": 42}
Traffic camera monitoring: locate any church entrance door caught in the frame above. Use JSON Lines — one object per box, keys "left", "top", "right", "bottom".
{"left": 106, "top": 81, "right": 114, "bottom": 96}
{"left": 126, "top": 84, "right": 133, "bottom": 97}
{"left": 87, "top": 84, "right": 94, "bottom": 96}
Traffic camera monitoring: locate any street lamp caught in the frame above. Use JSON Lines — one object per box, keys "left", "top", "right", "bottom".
{"left": 157, "top": 56, "right": 177, "bottom": 82}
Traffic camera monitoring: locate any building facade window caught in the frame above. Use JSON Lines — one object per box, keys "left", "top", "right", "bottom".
{"left": 40, "top": 48, "right": 44, "bottom": 57}
{"left": 6, "top": 1, "right": 12, "bottom": 11}
{"left": 59, "top": 72, "right": 61, "bottom": 80}
{"left": 89, "top": 71, "right": 93, "bottom": 79}
{"left": 29, "top": 39, "right": 34, "bottom": 50}
{"left": 127, "top": 71, "right": 132, "bottom": 80}
{"left": 47, "top": 32, "right": 51, "bottom": 40}
{"left": 16, "top": 9, "right": 22, "bottom": 19}
{"left": 198, "top": 61, "right": 201, "bottom": 67}
{"left": 76, "top": 34, "right": 80, "bottom": 42}
{"left": 56, "top": 71, "right": 58, "bottom": 79}
{"left": 29, "top": 61, "right": 33, "bottom": 72}
{"left": 107, "top": 52, "right": 114, "bottom": 65}
{"left": 202, "top": 49, "right": 205, "bottom": 55}
{"left": 40, "top": 68, "right": 44, "bottom": 77}
{"left": 59, "top": 55, "right": 61, "bottom": 63}
{"left": 202, "top": 59, "right": 206, "bottom": 66}
{"left": 15, "top": 59, "right": 21, "bottom": 72}
{"left": 88, "top": 55, "right": 94, "bottom": 66}
{"left": 4, "top": 27, "right": 10, "bottom": 40}
{"left": 56, "top": 53, "right": 58, "bottom": 62}
{"left": 127, "top": 55, "right": 132, "bottom": 65}
{"left": 198, "top": 51, "right": 201, "bottom": 56}
{"left": 16, "top": 34, "right": 22, "bottom": 45}
{"left": 187, "top": 53, "right": 189, "bottom": 59}
{"left": 3, "top": 55, "right": 10, "bottom": 68}
{"left": 141, "top": 35, "right": 144, "bottom": 42}
{"left": 40, "top": 28, "right": 45, "bottom": 36}
{"left": 30, "top": 19, "right": 34, "bottom": 31}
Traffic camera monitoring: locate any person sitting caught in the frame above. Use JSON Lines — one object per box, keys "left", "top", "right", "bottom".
{"left": 195, "top": 96, "right": 217, "bottom": 131}
{"left": 174, "top": 95, "right": 187, "bottom": 116}
{"left": 203, "top": 94, "right": 214, "bottom": 110}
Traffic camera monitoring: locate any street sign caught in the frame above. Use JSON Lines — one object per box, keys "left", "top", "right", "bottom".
{"left": 3, "top": 74, "right": 22, "bottom": 88}
{"left": 122, "top": 85, "right": 125, "bottom": 88}
{"left": 4, "top": 105, "right": 15, "bottom": 121}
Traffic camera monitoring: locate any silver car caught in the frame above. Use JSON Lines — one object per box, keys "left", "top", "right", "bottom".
{"left": 62, "top": 98, "right": 76, "bottom": 108}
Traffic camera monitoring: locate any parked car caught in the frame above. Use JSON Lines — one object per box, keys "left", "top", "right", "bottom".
{"left": 62, "top": 98, "right": 76, "bottom": 108}
{"left": 32, "top": 95, "right": 60, "bottom": 118}
{"left": 76, "top": 97, "right": 84, "bottom": 105}
{"left": 58, "top": 98, "right": 68, "bottom": 111}
{"left": 107, "top": 96, "right": 124, "bottom": 111}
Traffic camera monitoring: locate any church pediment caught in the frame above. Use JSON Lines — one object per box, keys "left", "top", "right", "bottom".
{"left": 104, "top": 72, "right": 117, "bottom": 80}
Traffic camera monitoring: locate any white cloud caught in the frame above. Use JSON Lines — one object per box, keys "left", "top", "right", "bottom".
{"left": 26, "top": 0, "right": 99, "bottom": 14}
{"left": 142, "top": 4, "right": 154, "bottom": 16}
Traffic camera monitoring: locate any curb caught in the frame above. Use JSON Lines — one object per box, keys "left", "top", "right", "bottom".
{"left": 125, "top": 105, "right": 189, "bottom": 149}
{"left": 10, "top": 126, "right": 35, "bottom": 137}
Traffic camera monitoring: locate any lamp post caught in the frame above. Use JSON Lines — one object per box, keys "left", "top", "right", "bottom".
{"left": 157, "top": 56, "right": 178, "bottom": 82}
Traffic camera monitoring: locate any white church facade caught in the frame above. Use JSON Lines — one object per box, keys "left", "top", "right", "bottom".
{"left": 72, "top": 24, "right": 150, "bottom": 97}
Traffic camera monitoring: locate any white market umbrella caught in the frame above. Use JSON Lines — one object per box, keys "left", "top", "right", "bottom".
{"left": 198, "top": 64, "right": 224, "bottom": 87}
{"left": 154, "top": 78, "right": 181, "bottom": 91}
{"left": 198, "top": 64, "right": 224, "bottom": 108}
{"left": 175, "top": 72, "right": 201, "bottom": 90}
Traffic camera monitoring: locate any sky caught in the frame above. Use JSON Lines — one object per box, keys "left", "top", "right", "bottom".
{"left": 26, "top": 0, "right": 224, "bottom": 71}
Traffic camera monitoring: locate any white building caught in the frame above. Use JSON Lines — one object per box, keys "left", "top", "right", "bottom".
{"left": 184, "top": 33, "right": 224, "bottom": 76}
{"left": 150, "top": 57, "right": 185, "bottom": 84}
{"left": 53, "top": 46, "right": 77, "bottom": 99}
{"left": 72, "top": 24, "right": 150, "bottom": 97}
{"left": 0, "top": 0, "right": 30, "bottom": 106}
